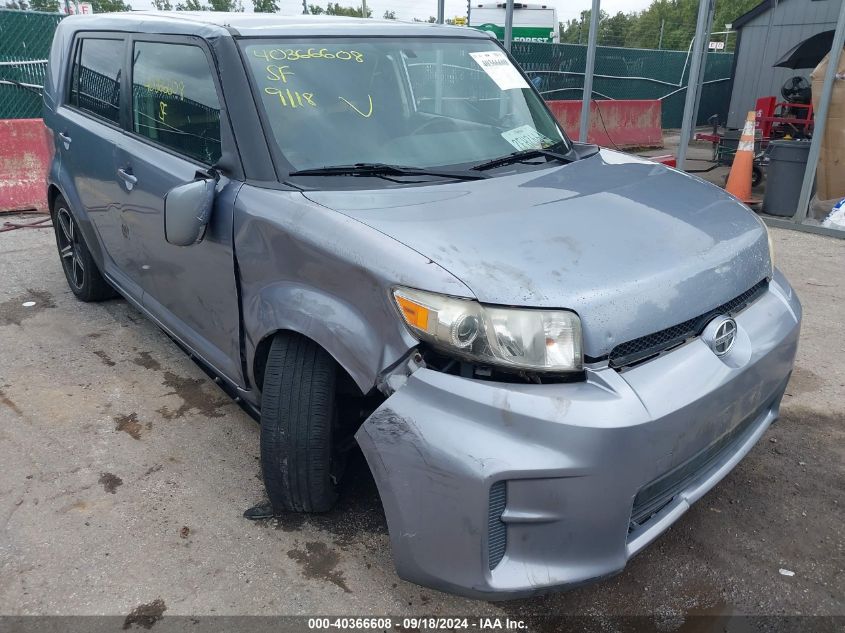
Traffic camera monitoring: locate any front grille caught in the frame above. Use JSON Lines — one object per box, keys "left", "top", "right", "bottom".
{"left": 488, "top": 481, "right": 507, "bottom": 570}
{"left": 628, "top": 395, "right": 773, "bottom": 530}
{"left": 608, "top": 279, "right": 769, "bottom": 368}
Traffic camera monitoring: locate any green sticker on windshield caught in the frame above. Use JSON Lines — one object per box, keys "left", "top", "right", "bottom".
{"left": 501, "top": 125, "right": 553, "bottom": 151}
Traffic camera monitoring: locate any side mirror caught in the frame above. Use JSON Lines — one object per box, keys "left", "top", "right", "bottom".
{"left": 164, "top": 178, "right": 216, "bottom": 246}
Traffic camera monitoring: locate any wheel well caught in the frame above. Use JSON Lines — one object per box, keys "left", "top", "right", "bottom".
{"left": 47, "top": 185, "right": 62, "bottom": 216}
{"left": 253, "top": 330, "right": 368, "bottom": 402}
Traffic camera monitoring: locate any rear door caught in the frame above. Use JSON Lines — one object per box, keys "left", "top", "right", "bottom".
{"left": 111, "top": 35, "right": 244, "bottom": 386}
{"left": 56, "top": 34, "right": 144, "bottom": 302}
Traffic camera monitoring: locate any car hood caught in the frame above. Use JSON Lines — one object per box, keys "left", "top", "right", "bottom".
{"left": 302, "top": 150, "right": 771, "bottom": 359}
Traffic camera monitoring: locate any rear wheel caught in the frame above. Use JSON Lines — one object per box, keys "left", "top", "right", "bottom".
{"left": 260, "top": 332, "right": 341, "bottom": 513}
{"left": 52, "top": 196, "right": 116, "bottom": 302}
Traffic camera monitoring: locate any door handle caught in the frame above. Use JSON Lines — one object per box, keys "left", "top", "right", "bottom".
{"left": 58, "top": 132, "right": 71, "bottom": 150}
{"left": 117, "top": 168, "right": 138, "bottom": 191}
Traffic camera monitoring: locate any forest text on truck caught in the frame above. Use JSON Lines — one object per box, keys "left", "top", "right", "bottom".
{"left": 43, "top": 12, "right": 800, "bottom": 600}
{"left": 470, "top": 2, "right": 559, "bottom": 43}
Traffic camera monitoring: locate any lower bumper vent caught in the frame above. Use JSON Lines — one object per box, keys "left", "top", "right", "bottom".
{"left": 488, "top": 481, "right": 507, "bottom": 570}
{"left": 629, "top": 396, "right": 773, "bottom": 530}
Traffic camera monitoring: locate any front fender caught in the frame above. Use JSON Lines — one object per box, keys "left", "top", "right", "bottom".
{"left": 234, "top": 185, "right": 472, "bottom": 394}
{"left": 244, "top": 282, "right": 413, "bottom": 393}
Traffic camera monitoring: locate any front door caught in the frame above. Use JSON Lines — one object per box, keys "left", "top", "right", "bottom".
{"left": 112, "top": 36, "right": 244, "bottom": 386}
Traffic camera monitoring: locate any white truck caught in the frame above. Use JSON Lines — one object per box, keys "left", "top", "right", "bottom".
{"left": 469, "top": 2, "right": 559, "bottom": 44}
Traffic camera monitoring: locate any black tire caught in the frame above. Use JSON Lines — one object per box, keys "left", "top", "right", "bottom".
{"left": 751, "top": 165, "right": 764, "bottom": 188}
{"left": 51, "top": 195, "right": 116, "bottom": 302}
{"left": 260, "top": 332, "right": 340, "bottom": 513}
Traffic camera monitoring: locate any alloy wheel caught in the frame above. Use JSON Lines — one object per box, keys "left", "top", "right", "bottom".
{"left": 56, "top": 207, "right": 85, "bottom": 289}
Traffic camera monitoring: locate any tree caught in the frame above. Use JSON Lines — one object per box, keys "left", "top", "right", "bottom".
{"left": 253, "top": 0, "right": 277, "bottom": 12}
{"left": 559, "top": 18, "right": 583, "bottom": 44}
{"left": 307, "top": 3, "right": 370, "bottom": 17}
{"left": 601, "top": 12, "right": 632, "bottom": 47}
{"left": 382, "top": 9, "right": 395, "bottom": 20}
{"left": 29, "top": 0, "right": 59, "bottom": 11}
{"left": 207, "top": 0, "right": 242, "bottom": 10}
{"left": 90, "top": 0, "right": 132, "bottom": 10}
{"left": 556, "top": 0, "right": 760, "bottom": 51}
{"left": 153, "top": 0, "right": 173, "bottom": 9}
{"left": 3, "top": 0, "right": 29, "bottom": 9}
{"left": 176, "top": 0, "right": 206, "bottom": 9}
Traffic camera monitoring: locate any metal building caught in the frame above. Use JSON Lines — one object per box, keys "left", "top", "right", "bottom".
{"left": 726, "top": 0, "right": 843, "bottom": 128}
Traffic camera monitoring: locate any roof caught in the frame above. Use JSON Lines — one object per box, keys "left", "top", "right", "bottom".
{"left": 58, "top": 11, "right": 490, "bottom": 39}
{"left": 732, "top": 0, "right": 777, "bottom": 30}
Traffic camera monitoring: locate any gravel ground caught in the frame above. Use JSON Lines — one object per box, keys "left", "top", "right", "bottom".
{"left": 0, "top": 213, "right": 842, "bottom": 628}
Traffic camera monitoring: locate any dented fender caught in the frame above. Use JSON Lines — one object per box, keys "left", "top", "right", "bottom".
{"left": 233, "top": 184, "right": 473, "bottom": 395}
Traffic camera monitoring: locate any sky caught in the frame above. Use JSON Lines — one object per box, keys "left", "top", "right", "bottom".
{"left": 126, "top": 1, "right": 655, "bottom": 23}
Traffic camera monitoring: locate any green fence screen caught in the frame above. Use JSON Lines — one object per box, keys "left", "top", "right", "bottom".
{"left": 0, "top": 9, "right": 733, "bottom": 130}
{"left": 511, "top": 42, "right": 734, "bottom": 129}
{"left": 0, "top": 9, "right": 64, "bottom": 119}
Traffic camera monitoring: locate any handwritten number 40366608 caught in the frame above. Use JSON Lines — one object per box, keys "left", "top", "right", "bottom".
{"left": 252, "top": 48, "right": 365, "bottom": 63}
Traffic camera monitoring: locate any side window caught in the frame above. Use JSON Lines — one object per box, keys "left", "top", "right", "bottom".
{"left": 131, "top": 42, "right": 222, "bottom": 164}
{"left": 69, "top": 38, "right": 123, "bottom": 124}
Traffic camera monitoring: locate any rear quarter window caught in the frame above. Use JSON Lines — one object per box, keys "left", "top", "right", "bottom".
{"left": 131, "top": 41, "right": 222, "bottom": 165}
{"left": 69, "top": 38, "right": 123, "bottom": 124}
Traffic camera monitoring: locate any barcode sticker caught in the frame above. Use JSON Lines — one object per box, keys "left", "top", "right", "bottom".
{"left": 501, "top": 125, "right": 552, "bottom": 151}
{"left": 469, "top": 51, "right": 529, "bottom": 91}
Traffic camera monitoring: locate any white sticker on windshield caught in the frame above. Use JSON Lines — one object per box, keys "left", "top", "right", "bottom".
{"left": 501, "top": 125, "right": 553, "bottom": 151}
{"left": 469, "top": 51, "right": 529, "bottom": 91}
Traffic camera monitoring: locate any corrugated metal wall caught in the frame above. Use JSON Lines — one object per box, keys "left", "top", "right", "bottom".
{"left": 728, "top": 0, "right": 842, "bottom": 128}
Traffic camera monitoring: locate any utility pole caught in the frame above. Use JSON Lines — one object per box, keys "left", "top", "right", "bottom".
{"left": 504, "top": 0, "right": 514, "bottom": 51}
{"left": 690, "top": 0, "right": 716, "bottom": 141}
{"left": 794, "top": 0, "right": 845, "bottom": 221}
{"left": 467, "top": 0, "right": 471, "bottom": 25}
{"left": 579, "top": 0, "right": 600, "bottom": 142}
{"left": 361, "top": 0, "right": 367, "bottom": 18}
{"left": 302, "top": 0, "right": 307, "bottom": 14}
{"left": 658, "top": 19, "right": 665, "bottom": 49}
{"left": 677, "top": 0, "right": 713, "bottom": 170}
{"left": 437, "top": 0, "right": 445, "bottom": 24}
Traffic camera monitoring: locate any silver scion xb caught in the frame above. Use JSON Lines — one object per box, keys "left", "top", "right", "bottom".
{"left": 43, "top": 12, "right": 801, "bottom": 599}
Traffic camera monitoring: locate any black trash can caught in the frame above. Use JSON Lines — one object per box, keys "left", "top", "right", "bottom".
{"left": 762, "top": 140, "right": 813, "bottom": 217}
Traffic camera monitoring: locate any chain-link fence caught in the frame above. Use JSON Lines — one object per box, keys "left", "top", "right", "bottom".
{"left": 0, "top": 9, "right": 733, "bottom": 130}
{"left": 0, "top": 9, "right": 64, "bottom": 119}
{"left": 512, "top": 42, "right": 734, "bottom": 129}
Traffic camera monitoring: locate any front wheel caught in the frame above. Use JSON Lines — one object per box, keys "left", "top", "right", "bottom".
{"left": 260, "top": 332, "right": 341, "bottom": 513}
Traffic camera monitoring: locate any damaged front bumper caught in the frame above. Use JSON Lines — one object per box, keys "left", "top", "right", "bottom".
{"left": 355, "top": 271, "right": 801, "bottom": 600}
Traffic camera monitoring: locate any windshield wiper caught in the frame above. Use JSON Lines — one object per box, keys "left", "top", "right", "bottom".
{"left": 288, "top": 163, "right": 488, "bottom": 181}
{"left": 470, "top": 147, "right": 575, "bottom": 172}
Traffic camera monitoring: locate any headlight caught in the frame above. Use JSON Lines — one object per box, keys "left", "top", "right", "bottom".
{"left": 393, "top": 287, "right": 583, "bottom": 372}
{"left": 766, "top": 225, "right": 776, "bottom": 274}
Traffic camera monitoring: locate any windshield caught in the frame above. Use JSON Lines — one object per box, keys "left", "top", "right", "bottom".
{"left": 240, "top": 37, "right": 569, "bottom": 175}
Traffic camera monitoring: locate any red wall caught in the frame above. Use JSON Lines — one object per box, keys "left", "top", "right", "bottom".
{"left": 546, "top": 99, "right": 663, "bottom": 149}
{"left": 0, "top": 119, "right": 52, "bottom": 213}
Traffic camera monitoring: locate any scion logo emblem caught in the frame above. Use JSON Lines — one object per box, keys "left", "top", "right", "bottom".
{"left": 711, "top": 317, "right": 737, "bottom": 356}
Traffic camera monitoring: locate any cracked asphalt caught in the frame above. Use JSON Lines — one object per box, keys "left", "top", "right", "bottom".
{"left": 0, "top": 214, "right": 842, "bottom": 628}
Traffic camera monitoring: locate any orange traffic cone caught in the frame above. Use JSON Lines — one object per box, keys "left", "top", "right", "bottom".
{"left": 725, "top": 110, "right": 760, "bottom": 204}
